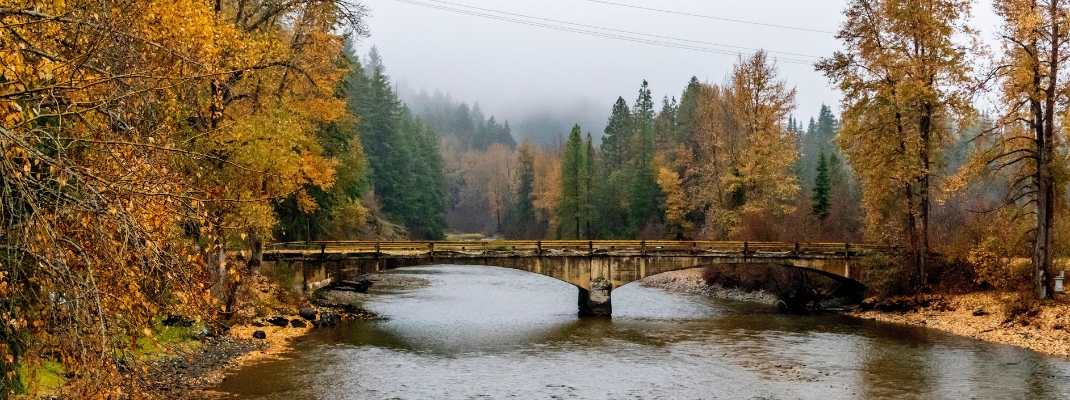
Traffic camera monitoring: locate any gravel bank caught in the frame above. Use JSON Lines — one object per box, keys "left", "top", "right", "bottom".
{"left": 640, "top": 269, "right": 778, "bottom": 305}
{"left": 851, "top": 292, "right": 1070, "bottom": 358}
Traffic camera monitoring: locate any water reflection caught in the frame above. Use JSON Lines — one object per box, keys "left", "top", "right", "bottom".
{"left": 215, "top": 265, "right": 1070, "bottom": 399}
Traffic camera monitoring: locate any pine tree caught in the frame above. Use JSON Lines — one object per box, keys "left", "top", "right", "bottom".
{"left": 628, "top": 80, "right": 661, "bottom": 234}
{"left": 812, "top": 152, "right": 832, "bottom": 220}
{"left": 601, "top": 97, "right": 631, "bottom": 170}
{"left": 585, "top": 133, "right": 596, "bottom": 239}
{"left": 558, "top": 125, "right": 589, "bottom": 239}
{"left": 508, "top": 140, "right": 539, "bottom": 238}
{"left": 349, "top": 49, "right": 448, "bottom": 239}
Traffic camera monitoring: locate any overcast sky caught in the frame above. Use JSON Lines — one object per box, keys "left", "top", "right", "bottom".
{"left": 355, "top": 0, "right": 1003, "bottom": 140}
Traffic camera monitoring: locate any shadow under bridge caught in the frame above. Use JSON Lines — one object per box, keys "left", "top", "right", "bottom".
{"left": 262, "top": 240, "right": 885, "bottom": 317}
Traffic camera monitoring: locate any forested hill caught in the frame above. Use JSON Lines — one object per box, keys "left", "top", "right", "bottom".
{"left": 405, "top": 89, "right": 517, "bottom": 152}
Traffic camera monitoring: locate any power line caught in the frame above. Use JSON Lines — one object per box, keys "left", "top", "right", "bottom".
{"left": 390, "top": 0, "right": 819, "bottom": 65}
{"left": 413, "top": 0, "right": 822, "bottom": 59}
{"left": 582, "top": 0, "right": 835, "bottom": 34}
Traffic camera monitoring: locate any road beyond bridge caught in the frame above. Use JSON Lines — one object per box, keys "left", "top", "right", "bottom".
{"left": 262, "top": 240, "right": 884, "bottom": 316}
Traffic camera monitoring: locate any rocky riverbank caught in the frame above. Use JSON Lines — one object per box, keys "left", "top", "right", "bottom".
{"left": 851, "top": 292, "right": 1070, "bottom": 358}
{"left": 640, "top": 268, "right": 778, "bottom": 305}
{"left": 645, "top": 269, "right": 1070, "bottom": 358}
{"left": 147, "top": 271, "right": 427, "bottom": 398}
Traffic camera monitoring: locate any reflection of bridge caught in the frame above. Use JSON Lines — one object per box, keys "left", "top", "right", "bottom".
{"left": 263, "top": 240, "right": 885, "bottom": 316}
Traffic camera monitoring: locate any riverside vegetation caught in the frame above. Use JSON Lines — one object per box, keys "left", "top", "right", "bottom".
{"left": 3, "top": 0, "right": 1070, "bottom": 398}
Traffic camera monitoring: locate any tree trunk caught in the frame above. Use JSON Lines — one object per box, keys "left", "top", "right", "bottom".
{"left": 906, "top": 183, "right": 921, "bottom": 283}
{"left": 1035, "top": 7, "right": 1059, "bottom": 299}
{"left": 918, "top": 101, "right": 932, "bottom": 286}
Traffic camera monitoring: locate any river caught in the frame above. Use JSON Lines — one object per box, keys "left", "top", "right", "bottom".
{"left": 214, "top": 265, "right": 1070, "bottom": 399}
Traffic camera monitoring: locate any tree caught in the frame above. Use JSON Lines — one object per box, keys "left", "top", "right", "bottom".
{"left": 812, "top": 152, "right": 832, "bottom": 220}
{"left": 507, "top": 140, "right": 539, "bottom": 238}
{"left": 799, "top": 105, "right": 840, "bottom": 191}
{"left": 980, "top": 0, "right": 1069, "bottom": 298}
{"left": 658, "top": 167, "right": 693, "bottom": 238}
{"left": 349, "top": 50, "right": 447, "bottom": 239}
{"left": 729, "top": 51, "right": 800, "bottom": 218}
{"left": 0, "top": 0, "right": 368, "bottom": 393}
{"left": 558, "top": 125, "right": 589, "bottom": 239}
{"left": 585, "top": 133, "right": 596, "bottom": 239}
{"left": 629, "top": 80, "right": 662, "bottom": 234}
{"left": 601, "top": 97, "right": 632, "bottom": 170}
{"left": 817, "top": 0, "right": 974, "bottom": 285}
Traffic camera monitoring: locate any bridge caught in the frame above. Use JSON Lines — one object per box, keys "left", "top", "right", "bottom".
{"left": 262, "top": 240, "right": 885, "bottom": 316}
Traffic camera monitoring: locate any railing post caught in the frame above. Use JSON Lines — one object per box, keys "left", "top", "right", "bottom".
{"left": 537, "top": 240, "right": 542, "bottom": 256}
{"left": 743, "top": 241, "right": 749, "bottom": 261}
{"left": 589, "top": 240, "right": 594, "bottom": 255}
{"left": 320, "top": 244, "right": 326, "bottom": 256}
{"left": 429, "top": 242, "right": 435, "bottom": 260}
{"left": 794, "top": 242, "right": 800, "bottom": 256}
{"left": 845, "top": 243, "right": 851, "bottom": 260}
{"left": 375, "top": 241, "right": 380, "bottom": 259}
{"left": 640, "top": 240, "right": 646, "bottom": 255}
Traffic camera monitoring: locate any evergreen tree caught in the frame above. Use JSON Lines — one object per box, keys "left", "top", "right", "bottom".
{"left": 585, "top": 133, "right": 596, "bottom": 239}
{"left": 347, "top": 48, "right": 448, "bottom": 239}
{"left": 601, "top": 97, "right": 631, "bottom": 170}
{"left": 628, "top": 80, "right": 661, "bottom": 234}
{"left": 507, "top": 140, "right": 539, "bottom": 238}
{"left": 812, "top": 152, "right": 832, "bottom": 220}
{"left": 558, "top": 125, "right": 589, "bottom": 239}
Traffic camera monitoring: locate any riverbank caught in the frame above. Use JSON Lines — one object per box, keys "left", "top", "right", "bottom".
{"left": 151, "top": 270, "right": 431, "bottom": 398}
{"left": 851, "top": 292, "right": 1070, "bottom": 358}
{"left": 640, "top": 268, "right": 778, "bottom": 305}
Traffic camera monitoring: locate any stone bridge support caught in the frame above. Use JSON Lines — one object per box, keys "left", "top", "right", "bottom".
{"left": 578, "top": 278, "right": 613, "bottom": 316}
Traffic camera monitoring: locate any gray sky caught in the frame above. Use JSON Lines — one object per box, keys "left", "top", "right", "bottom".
{"left": 356, "top": 0, "right": 1002, "bottom": 140}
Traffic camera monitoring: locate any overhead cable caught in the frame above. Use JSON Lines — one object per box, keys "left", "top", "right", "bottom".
{"left": 391, "top": 0, "right": 819, "bottom": 65}
{"left": 582, "top": 0, "right": 835, "bottom": 34}
{"left": 414, "top": 0, "right": 822, "bottom": 59}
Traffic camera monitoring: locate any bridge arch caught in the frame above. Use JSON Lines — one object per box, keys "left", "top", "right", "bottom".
{"left": 263, "top": 241, "right": 876, "bottom": 317}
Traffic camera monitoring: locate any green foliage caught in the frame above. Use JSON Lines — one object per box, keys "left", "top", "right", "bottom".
{"left": 812, "top": 152, "right": 832, "bottom": 220}
{"left": 601, "top": 97, "right": 632, "bottom": 170}
{"left": 558, "top": 125, "right": 591, "bottom": 239}
{"left": 345, "top": 47, "right": 448, "bottom": 239}
{"left": 406, "top": 91, "right": 516, "bottom": 151}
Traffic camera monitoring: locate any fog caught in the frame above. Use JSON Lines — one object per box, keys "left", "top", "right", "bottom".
{"left": 361, "top": 0, "right": 1004, "bottom": 143}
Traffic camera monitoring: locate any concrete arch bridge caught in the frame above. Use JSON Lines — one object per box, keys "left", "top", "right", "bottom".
{"left": 262, "top": 240, "right": 886, "bottom": 316}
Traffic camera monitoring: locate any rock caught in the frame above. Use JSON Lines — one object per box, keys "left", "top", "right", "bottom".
{"left": 252, "top": 330, "right": 266, "bottom": 339}
{"left": 319, "top": 311, "right": 339, "bottom": 326}
{"left": 162, "top": 315, "right": 194, "bottom": 327}
{"left": 973, "top": 308, "right": 989, "bottom": 316}
{"left": 291, "top": 319, "right": 307, "bottom": 328}
{"left": 332, "top": 279, "right": 373, "bottom": 293}
{"left": 299, "top": 307, "right": 317, "bottom": 321}
{"left": 267, "top": 316, "right": 289, "bottom": 327}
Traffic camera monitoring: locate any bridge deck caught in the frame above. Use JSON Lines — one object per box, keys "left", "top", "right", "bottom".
{"left": 266, "top": 240, "right": 887, "bottom": 260}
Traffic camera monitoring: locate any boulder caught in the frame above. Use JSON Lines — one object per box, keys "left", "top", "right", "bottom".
{"left": 267, "top": 316, "right": 289, "bottom": 327}
{"left": 291, "top": 319, "right": 308, "bottom": 328}
{"left": 319, "top": 311, "right": 339, "bottom": 326}
{"left": 252, "top": 330, "right": 266, "bottom": 339}
{"left": 299, "top": 307, "right": 317, "bottom": 321}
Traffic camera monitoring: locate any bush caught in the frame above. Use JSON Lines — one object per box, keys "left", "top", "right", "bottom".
{"left": 859, "top": 251, "right": 916, "bottom": 297}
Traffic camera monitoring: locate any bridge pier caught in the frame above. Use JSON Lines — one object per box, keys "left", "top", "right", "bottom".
{"left": 578, "top": 277, "right": 612, "bottom": 317}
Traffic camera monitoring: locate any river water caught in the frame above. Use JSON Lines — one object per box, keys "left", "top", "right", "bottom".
{"left": 214, "top": 265, "right": 1070, "bottom": 399}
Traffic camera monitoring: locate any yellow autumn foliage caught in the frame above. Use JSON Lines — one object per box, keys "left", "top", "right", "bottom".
{"left": 0, "top": 0, "right": 367, "bottom": 396}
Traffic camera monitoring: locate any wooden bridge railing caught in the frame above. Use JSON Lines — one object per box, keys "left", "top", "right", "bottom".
{"left": 265, "top": 240, "right": 889, "bottom": 259}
